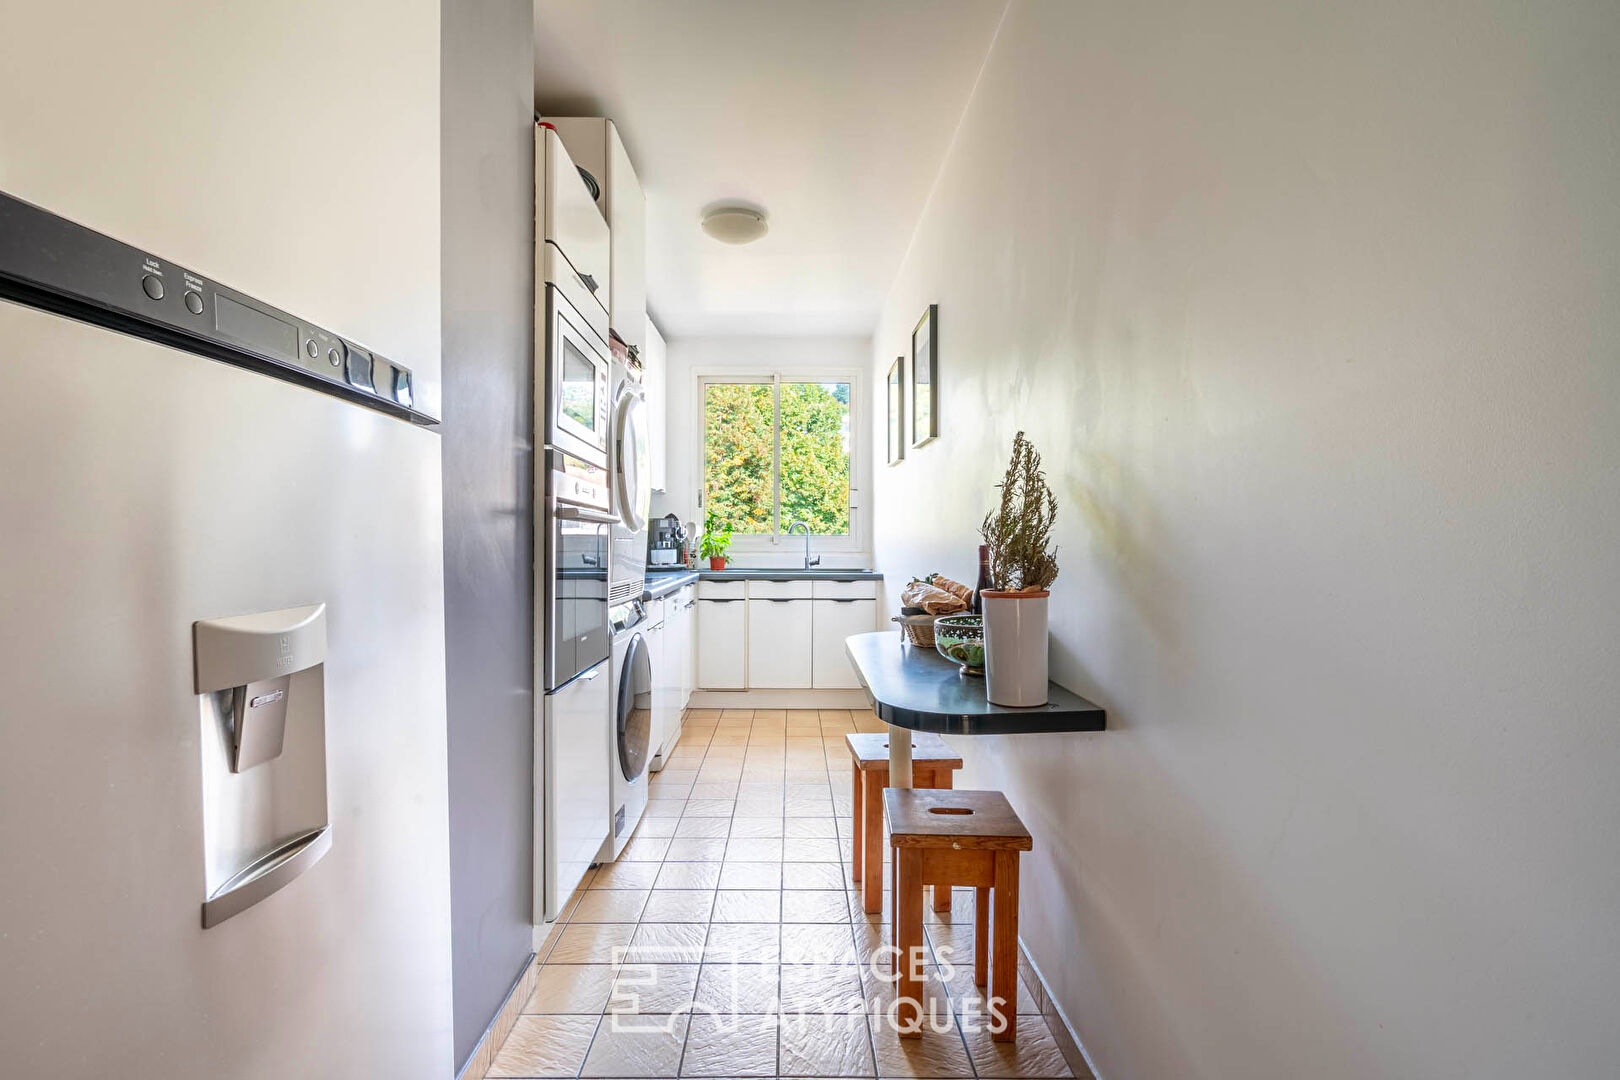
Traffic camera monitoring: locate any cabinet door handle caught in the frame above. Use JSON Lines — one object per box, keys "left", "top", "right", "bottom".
{"left": 827, "top": 598, "right": 860, "bottom": 603}
{"left": 704, "top": 598, "right": 742, "bottom": 604}
{"left": 764, "top": 598, "right": 800, "bottom": 603}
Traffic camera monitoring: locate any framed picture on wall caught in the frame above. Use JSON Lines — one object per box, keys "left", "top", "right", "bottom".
{"left": 887, "top": 357, "right": 905, "bottom": 465}
{"left": 911, "top": 304, "right": 938, "bottom": 447}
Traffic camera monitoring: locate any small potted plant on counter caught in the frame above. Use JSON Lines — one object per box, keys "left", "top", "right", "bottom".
{"left": 699, "top": 512, "right": 733, "bottom": 571}
{"left": 979, "top": 431, "right": 1059, "bottom": 706}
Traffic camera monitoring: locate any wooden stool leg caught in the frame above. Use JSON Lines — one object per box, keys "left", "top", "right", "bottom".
{"left": 991, "top": 851, "right": 1020, "bottom": 1042}
{"left": 894, "top": 841, "right": 907, "bottom": 977}
{"left": 863, "top": 769, "right": 885, "bottom": 914}
{"left": 850, "top": 765, "right": 863, "bottom": 883}
{"left": 913, "top": 768, "right": 953, "bottom": 913}
{"left": 974, "top": 886, "right": 990, "bottom": 987}
{"left": 895, "top": 846, "right": 924, "bottom": 1038}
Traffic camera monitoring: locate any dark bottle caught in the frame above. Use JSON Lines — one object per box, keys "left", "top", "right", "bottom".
{"left": 971, "top": 544, "right": 992, "bottom": 613}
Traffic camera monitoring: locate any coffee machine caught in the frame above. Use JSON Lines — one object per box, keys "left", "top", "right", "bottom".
{"left": 648, "top": 514, "right": 686, "bottom": 567}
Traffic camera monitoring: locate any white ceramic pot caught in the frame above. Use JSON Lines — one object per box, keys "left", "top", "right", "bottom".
{"left": 981, "top": 590, "right": 1050, "bottom": 707}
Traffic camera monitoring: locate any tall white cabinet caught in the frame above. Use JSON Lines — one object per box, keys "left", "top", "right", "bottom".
{"left": 545, "top": 117, "right": 646, "bottom": 353}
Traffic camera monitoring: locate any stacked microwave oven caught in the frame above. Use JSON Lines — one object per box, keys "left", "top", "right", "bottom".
{"left": 535, "top": 123, "right": 617, "bottom": 922}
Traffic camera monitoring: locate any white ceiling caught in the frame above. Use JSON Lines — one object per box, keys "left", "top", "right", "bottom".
{"left": 534, "top": 0, "right": 1006, "bottom": 339}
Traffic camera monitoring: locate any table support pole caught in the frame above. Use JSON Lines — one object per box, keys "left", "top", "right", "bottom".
{"left": 887, "top": 722, "right": 913, "bottom": 789}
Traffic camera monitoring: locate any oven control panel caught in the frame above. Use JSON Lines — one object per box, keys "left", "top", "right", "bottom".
{"left": 549, "top": 448, "right": 612, "bottom": 513}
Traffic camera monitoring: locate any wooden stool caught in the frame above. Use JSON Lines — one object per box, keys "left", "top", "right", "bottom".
{"left": 884, "top": 787, "right": 1032, "bottom": 1042}
{"left": 846, "top": 731, "right": 963, "bottom": 914}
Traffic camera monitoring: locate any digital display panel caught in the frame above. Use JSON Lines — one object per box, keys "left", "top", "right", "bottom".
{"left": 214, "top": 294, "right": 298, "bottom": 358}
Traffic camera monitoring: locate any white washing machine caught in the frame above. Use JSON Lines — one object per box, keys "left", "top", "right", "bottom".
{"left": 599, "top": 598, "right": 652, "bottom": 860}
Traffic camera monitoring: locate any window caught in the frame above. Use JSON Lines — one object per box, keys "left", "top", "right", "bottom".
{"left": 700, "top": 373, "right": 860, "bottom": 547}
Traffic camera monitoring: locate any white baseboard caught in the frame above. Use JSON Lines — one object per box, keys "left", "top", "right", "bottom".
{"left": 687, "top": 689, "right": 871, "bottom": 709}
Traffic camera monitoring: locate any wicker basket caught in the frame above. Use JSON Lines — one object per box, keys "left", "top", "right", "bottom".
{"left": 892, "top": 613, "right": 938, "bottom": 649}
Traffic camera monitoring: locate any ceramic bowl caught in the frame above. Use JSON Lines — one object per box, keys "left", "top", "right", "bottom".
{"left": 933, "top": 614, "right": 985, "bottom": 675}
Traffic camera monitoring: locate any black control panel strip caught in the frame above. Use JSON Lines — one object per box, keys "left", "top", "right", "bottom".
{"left": 0, "top": 191, "right": 437, "bottom": 426}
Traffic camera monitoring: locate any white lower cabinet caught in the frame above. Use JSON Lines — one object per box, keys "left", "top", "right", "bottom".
{"left": 696, "top": 597, "right": 746, "bottom": 689}
{"left": 747, "top": 598, "right": 813, "bottom": 687}
{"left": 672, "top": 585, "right": 695, "bottom": 710}
{"left": 693, "top": 577, "right": 878, "bottom": 692}
{"left": 651, "top": 587, "right": 694, "bottom": 768}
{"left": 810, "top": 598, "right": 877, "bottom": 688}
{"left": 644, "top": 608, "right": 669, "bottom": 761}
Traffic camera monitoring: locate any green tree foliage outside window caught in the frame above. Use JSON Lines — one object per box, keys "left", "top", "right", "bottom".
{"left": 704, "top": 380, "right": 850, "bottom": 536}
{"left": 704, "top": 383, "right": 775, "bottom": 533}
{"left": 780, "top": 382, "right": 850, "bottom": 533}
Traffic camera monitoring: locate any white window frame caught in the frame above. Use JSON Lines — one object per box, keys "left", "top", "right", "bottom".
{"left": 694, "top": 366, "right": 868, "bottom": 556}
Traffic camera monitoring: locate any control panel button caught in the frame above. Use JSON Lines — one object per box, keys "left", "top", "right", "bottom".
{"left": 344, "top": 345, "right": 375, "bottom": 391}
{"left": 184, "top": 291, "right": 204, "bottom": 315}
{"left": 305, "top": 339, "right": 319, "bottom": 359}
{"left": 141, "top": 274, "right": 164, "bottom": 300}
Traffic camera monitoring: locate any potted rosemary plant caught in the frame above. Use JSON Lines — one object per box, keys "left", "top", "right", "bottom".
{"left": 979, "top": 431, "right": 1059, "bottom": 706}
{"left": 699, "top": 512, "right": 733, "bottom": 571}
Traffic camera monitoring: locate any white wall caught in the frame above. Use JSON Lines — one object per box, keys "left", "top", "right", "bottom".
{"left": 656, "top": 334, "right": 874, "bottom": 565}
{"left": 872, "top": 2, "right": 1620, "bottom": 1078}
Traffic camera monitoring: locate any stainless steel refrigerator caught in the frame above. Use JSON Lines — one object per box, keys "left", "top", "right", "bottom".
{"left": 0, "top": 192, "right": 455, "bottom": 1075}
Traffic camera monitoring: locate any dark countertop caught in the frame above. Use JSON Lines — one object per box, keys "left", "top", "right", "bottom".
{"left": 844, "top": 630, "right": 1106, "bottom": 735}
{"left": 642, "top": 567, "right": 884, "bottom": 602}
{"left": 697, "top": 568, "right": 884, "bottom": 581}
{"left": 641, "top": 569, "right": 700, "bottom": 601}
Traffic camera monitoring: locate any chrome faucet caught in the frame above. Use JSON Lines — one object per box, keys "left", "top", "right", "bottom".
{"left": 787, "top": 520, "right": 820, "bottom": 570}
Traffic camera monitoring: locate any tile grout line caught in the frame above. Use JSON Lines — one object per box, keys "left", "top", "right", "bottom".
{"left": 515, "top": 708, "right": 1053, "bottom": 1079}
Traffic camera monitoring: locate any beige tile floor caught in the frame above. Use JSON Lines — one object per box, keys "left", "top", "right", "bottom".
{"left": 489, "top": 707, "right": 1078, "bottom": 1080}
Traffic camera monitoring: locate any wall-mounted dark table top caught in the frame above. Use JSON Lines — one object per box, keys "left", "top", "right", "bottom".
{"left": 844, "top": 631, "right": 1106, "bottom": 735}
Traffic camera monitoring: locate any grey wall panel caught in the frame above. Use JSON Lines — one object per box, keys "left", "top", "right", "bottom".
{"left": 441, "top": 0, "right": 537, "bottom": 1068}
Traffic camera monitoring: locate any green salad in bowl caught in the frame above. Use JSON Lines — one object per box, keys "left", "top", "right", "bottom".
{"left": 933, "top": 614, "right": 985, "bottom": 675}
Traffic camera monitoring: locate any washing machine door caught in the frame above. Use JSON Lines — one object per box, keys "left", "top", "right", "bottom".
{"left": 612, "top": 387, "right": 650, "bottom": 532}
{"left": 616, "top": 631, "right": 653, "bottom": 781}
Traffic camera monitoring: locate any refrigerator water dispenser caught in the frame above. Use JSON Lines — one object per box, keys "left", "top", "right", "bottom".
{"left": 194, "top": 603, "right": 332, "bottom": 927}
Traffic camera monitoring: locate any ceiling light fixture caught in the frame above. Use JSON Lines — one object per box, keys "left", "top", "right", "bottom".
{"left": 701, "top": 205, "right": 768, "bottom": 245}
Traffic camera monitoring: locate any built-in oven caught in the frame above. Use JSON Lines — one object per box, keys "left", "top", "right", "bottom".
{"left": 538, "top": 448, "right": 613, "bottom": 922}
{"left": 544, "top": 284, "right": 612, "bottom": 470}
{"left": 543, "top": 447, "right": 614, "bottom": 691}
